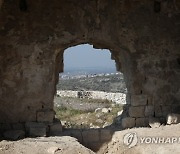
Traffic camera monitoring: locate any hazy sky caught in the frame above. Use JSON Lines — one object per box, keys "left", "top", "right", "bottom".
{"left": 63, "top": 44, "right": 116, "bottom": 71}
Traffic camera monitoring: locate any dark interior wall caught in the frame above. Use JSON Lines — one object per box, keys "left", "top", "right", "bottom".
{"left": 0, "top": 0, "right": 179, "bottom": 128}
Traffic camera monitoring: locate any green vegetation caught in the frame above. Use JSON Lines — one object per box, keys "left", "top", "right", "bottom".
{"left": 54, "top": 97, "right": 123, "bottom": 129}
{"left": 55, "top": 73, "right": 125, "bottom": 129}
{"left": 55, "top": 106, "right": 86, "bottom": 119}
{"left": 57, "top": 74, "right": 127, "bottom": 93}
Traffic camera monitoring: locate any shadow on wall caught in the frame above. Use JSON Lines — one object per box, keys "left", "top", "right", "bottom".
{"left": 59, "top": 128, "right": 115, "bottom": 152}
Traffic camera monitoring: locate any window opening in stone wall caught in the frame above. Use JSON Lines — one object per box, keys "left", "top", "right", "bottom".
{"left": 54, "top": 44, "right": 127, "bottom": 129}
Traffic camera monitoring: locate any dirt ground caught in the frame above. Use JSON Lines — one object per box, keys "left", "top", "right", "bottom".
{"left": 98, "top": 124, "right": 180, "bottom": 154}
{"left": 0, "top": 124, "right": 179, "bottom": 154}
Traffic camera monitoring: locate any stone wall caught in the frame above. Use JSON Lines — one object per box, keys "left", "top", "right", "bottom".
{"left": 0, "top": 0, "right": 179, "bottom": 134}
{"left": 56, "top": 90, "right": 126, "bottom": 104}
{"left": 61, "top": 128, "right": 114, "bottom": 152}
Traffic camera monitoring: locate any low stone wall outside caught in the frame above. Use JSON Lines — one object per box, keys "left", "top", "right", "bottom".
{"left": 56, "top": 90, "right": 126, "bottom": 105}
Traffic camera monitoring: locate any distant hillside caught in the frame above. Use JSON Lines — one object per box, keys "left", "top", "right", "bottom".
{"left": 57, "top": 73, "right": 127, "bottom": 93}
{"left": 63, "top": 67, "right": 117, "bottom": 75}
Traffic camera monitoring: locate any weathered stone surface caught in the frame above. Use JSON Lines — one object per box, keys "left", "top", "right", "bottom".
{"left": 12, "top": 123, "right": 24, "bottom": 130}
{"left": 25, "top": 122, "right": 45, "bottom": 130}
{"left": 145, "top": 106, "right": 154, "bottom": 117}
{"left": 155, "top": 106, "right": 163, "bottom": 117}
{"left": 0, "top": 123, "right": 11, "bottom": 132}
{"left": 0, "top": 136, "right": 95, "bottom": 154}
{"left": 25, "top": 122, "right": 46, "bottom": 137}
{"left": 0, "top": 0, "right": 179, "bottom": 129}
{"left": 49, "top": 122, "right": 63, "bottom": 136}
{"left": 0, "top": 0, "right": 3, "bottom": 8}
{"left": 131, "top": 95, "right": 148, "bottom": 106}
{"left": 129, "top": 106, "right": 145, "bottom": 118}
{"left": 37, "top": 110, "right": 54, "bottom": 123}
{"left": 61, "top": 129, "right": 83, "bottom": 143}
{"left": 47, "top": 147, "right": 60, "bottom": 154}
{"left": 167, "top": 113, "right": 180, "bottom": 125}
{"left": 121, "top": 117, "right": 136, "bottom": 128}
{"left": 29, "top": 127, "right": 46, "bottom": 137}
{"left": 162, "top": 106, "right": 172, "bottom": 117}
{"left": 82, "top": 130, "right": 99, "bottom": 143}
{"left": 100, "top": 129, "right": 113, "bottom": 142}
{"left": 172, "top": 105, "right": 180, "bottom": 114}
{"left": 149, "top": 118, "right": 161, "bottom": 128}
{"left": 3, "top": 130, "right": 25, "bottom": 140}
{"left": 136, "top": 118, "right": 149, "bottom": 127}
{"left": 84, "top": 142, "right": 104, "bottom": 152}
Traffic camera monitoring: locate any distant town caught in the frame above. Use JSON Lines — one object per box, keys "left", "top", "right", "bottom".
{"left": 60, "top": 66, "right": 121, "bottom": 79}
{"left": 60, "top": 72, "right": 122, "bottom": 80}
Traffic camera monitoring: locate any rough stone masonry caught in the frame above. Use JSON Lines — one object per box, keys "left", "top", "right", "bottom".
{"left": 0, "top": 0, "right": 180, "bottom": 136}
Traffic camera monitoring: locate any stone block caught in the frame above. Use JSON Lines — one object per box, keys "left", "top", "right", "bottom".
{"left": 82, "top": 129, "right": 99, "bottom": 143}
{"left": 167, "top": 113, "right": 180, "bottom": 124}
{"left": 61, "top": 130, "right": 83, "bottom": 143}
{"left": 25, "top": 122, "right": 46, "bottom": 137}
{"left": 25, "top": 122, "right": 45, "bottom": 130}
{"left": 149, "top": 117, "right": 161, "bottom": 128}
{"left": 69, "top": 130, "right": 83, "bottom": 143}
{"left": 147, "top": 96, "right": 153, "bottom": 105}
{"left": 1, "top": 123, "right": 11, "bottom": 132}
{"left": 85, "top": 142, "right": 104, "bottom": 152}
{"left": 121, "top": 117, "right": 136, "bottom": 128}
{"left": 145, "top": 106, "right": 154, "bottom": 117}
{"left": 29, "top": 127, "right": 46, "bottom": 137}
{"left": 136, "top": 118, "right": 149, "bottom": 127}
{"left": 129, "top": 106, "right": 145, "bottom": 117}
{"left": 49, "top": 122, "right": 62, "bottom": 136}
{"left": 172, "top": 105, "right": 180, "bottom": 114}
{"left": 131, "top": 95, "right": 147, "bottom": 106}
{"left": 3, "top": 130, "right": 25, "bottom": 140}
{"left": 12, "top": 123, "right": 24, "bottom": 130}
{"left": 37, "top": 110, "right": 54, "bottom": 123}
{"left": 100, "top": 129, "right": 112, "bottom": 142}
{"left": 162, "top": 106, "right": 171, "bottom": 117}
{"left": 155, "top": 106, "right": 162, "bottom": 117}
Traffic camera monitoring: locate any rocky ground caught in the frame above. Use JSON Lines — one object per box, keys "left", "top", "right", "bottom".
{"left": 0, "top": 124, "right": 179, "bottom": 154}
{"left": 0, "top": 136, "right": 94, "bottom": 154}
{"left": 54, "top": 96, "right": 123, "bottom": 128}
{"left": 98, "top": 124, "right": 180, "bottom": 154}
